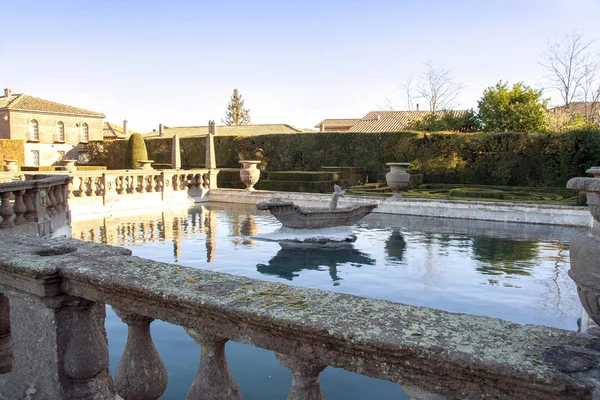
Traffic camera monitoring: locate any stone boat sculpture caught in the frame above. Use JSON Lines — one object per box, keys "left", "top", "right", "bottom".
{"left": 257, "top": 185, "right": 378, "bottom": 229}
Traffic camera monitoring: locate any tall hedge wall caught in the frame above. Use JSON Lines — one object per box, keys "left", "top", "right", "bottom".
{"left": 87, "top": 130, "right": 600, "bottom": 187}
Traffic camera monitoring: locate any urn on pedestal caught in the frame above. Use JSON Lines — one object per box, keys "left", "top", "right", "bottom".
{"left": 137, "top": 160, "right": 155, "bottom": 170}
{"left": 385, "top": 162, "right": 410, "bottom": 198}
{"left": 240, "top": 160, "right": 260, "bottom": 191}
{"left": 567, "top": 171, "right": 600, "bottom": 326}
{"left": 3, "top": 160, "right": 17, "bottom": 172}
{"left": 62, "top": 159, "right": 77, "bottom": 172}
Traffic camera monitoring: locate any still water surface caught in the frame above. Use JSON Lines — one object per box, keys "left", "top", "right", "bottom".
{"left": 74, "top": 203, "right": 585, "bottom": 399}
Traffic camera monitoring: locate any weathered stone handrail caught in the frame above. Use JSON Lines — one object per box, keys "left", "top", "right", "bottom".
{"left": 0, "top": 176, "right": 70, "bottom": 237}
{"left": 0, "top": 235, "right": 598, "bottom": 399}
{"left": 31, "top": 169, "right": 217, "bottom": 204}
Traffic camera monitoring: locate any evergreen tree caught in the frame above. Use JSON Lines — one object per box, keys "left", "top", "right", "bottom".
{"left": 477, "top": 81, "right": 548, "bottom": 133}
{"left": 222, "top": 89, "right": 251, "bottom": 126}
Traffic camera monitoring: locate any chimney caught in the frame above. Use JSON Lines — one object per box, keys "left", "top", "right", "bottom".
{"left": 159, "top": 123, "right": 164, "bottom": 136}
{"left": 375, "top": 114, "right": 380, "bottom": 121}
{"left": 123, "top": 119, "right": 128, "bottom": 137}
{"left": 4, "top": 88, "right": 12, "bottom": 97}
{"left": 416, "top": 103, "right": 420, "bottom": 112}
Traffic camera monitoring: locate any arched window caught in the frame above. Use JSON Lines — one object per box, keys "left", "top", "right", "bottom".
{"left": 79, "top": 122, "right": 89, "bottom": 142}
{"left": 55, "top": 121, "right": 65, "bottom": 142}
{"left": 29, "top": 119, "right": 39, "bottom": 141}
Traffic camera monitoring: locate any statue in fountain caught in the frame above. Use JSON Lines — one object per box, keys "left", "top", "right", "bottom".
{"left": 257, "top": 185, "right": 377, "bottom": 229}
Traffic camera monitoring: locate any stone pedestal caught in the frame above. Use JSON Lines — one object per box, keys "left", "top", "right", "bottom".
{"left": 62, "top": 159, "right": 77, "bottom": 172}
{"left": 240, "top": 160, "right": 260, "bottom": 191}
{"left": 386, "top": 162, "right": 410, "bottom": 198}
{"left": 3, "top": 160, "right": 17, "bottom": 173}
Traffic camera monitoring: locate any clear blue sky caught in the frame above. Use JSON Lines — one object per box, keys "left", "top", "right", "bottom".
{"left": 3, "top": 0, "right": 600, "bottom": 132}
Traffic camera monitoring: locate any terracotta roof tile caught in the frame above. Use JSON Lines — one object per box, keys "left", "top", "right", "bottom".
{"left": 348, "top": 110, "right": 469, "bottom": 132}
{"left": 0, "top": 93, "right": 105, "bottom": 117}
{"left": 315, "top": 119, "right": 361, "bottom": 129}
{"left": 144, "top": 124, "right": 306, "bottom": 138}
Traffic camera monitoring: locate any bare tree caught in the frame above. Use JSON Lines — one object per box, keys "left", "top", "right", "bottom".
{"left": 378, "top": 97, "right": 397, "bottom": 111}
{"left": 539, "top": 31, "right": 595, "bottom": 107}
{"left": 400, "top": 78, "right": 415, "bottom": 111}
{"left": 581, "top": 59, "right": 600, "bottom": 120}
{"left": 415, "top": 62, "right": 464, "bottom": 112}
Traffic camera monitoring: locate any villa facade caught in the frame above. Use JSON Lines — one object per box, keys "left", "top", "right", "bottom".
{"left": 0, "top": 88, "right": 105, "bottom": 166}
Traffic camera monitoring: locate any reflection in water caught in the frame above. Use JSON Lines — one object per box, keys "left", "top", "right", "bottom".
{"left": 384, "top": 230, "right": 406, "bottom": 264}
{"left": 472, "top": 236, "right": 538, "bottom": 277}
{"left": 257, "top": 243, "right": 375, "bottom": 285}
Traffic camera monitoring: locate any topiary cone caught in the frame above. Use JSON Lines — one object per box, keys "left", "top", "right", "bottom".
{"left": 125, "top": 133, "right": 148, "bottom": 169}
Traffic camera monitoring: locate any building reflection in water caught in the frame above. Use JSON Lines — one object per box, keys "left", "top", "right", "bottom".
{"left": 71, "top": 205, "right": 220, "bottom": 263}
{"left": 257, "top": 243, "right": 375, "bottom": 285}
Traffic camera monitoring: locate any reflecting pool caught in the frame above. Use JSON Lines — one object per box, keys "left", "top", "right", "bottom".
{"left": 73, "top": 203, "right": 585, "bottom": 399}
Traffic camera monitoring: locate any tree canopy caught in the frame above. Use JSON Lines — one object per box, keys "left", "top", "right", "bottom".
{"left": 222, "top": 89, "right": 251, "bottom": 126}
{"left": 477, "top": 81, "right": 548, "bottom": 133}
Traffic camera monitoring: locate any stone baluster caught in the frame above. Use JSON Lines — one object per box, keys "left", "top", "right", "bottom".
{"left": 46, "top": 186, "right": 57, "bottom": 215}
{"left": 172, "top": 174, "right": 180, "bottom": 191}
{"left": 275, "top": 351, "right": 327, "bottom": 400}
{"left": 115, "top": 176, "right": 124, "bottom": 195}
{"left": 66, "top": 176, "right": 74, "bottom": 199}
{"left": 125, "top": 175, "right": 134, "bottom": 194}
{"left": 203, "top": 172, "right": 210, "bottom": 189}
{"left": 184, "top": 328, "right": 241, "bottom": 400}
{"left": 12, "top": 190, "right": 27, "bottom": 225}
{"left": 113, "top": 308, "right": 167, "bottom": 400}
{"left": 0, "top": 192, "right": 14, "bottom": 228}
{"left": 0, "top": 295, "right": 11, "bottom": 374}
{"left": 53, "top": 185, "right": 65, "bottom": 213}
{"left": 23, "top": 188, "right": 39, "bottom": 222}
{"left": 77, "top": 176, "right": 86, "bottom": 197}
{"left": 7, "top": 291, "right": 115, "bottom": 399}
{"left": 147, "top": 175, "right": 155, "bottom": 193}
{"left": 86, "top": 177, "right": 95, "bottom": 197}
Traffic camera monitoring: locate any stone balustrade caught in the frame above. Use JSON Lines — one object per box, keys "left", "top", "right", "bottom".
{"left": 31, "top": 169, "right": 216, "bottom": 202}
{"left": 0, "top": 176, "right": 70, "bottom": 237}
{"left": 0, "top": 235, "right": 598, "bottom": 399}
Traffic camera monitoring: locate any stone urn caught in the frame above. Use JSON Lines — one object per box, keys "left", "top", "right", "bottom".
{"left": 240, "top": 160, "right": 260, "bottom": 191}
{"left": 386, "top": 162, "right": 411, "bottom": 198}
{"left": 3, "top": 160, "right": 17, "bottom": 172}
{"left": 567, "top": 175, "right": 600, "bottom": 326}
{"left": 62, "top": 159, "right": 77, "bottom": 172}
{"left": 137, "top": 160, "right": 154, "bottom": 170}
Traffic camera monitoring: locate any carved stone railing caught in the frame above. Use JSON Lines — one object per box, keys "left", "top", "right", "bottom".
{"left": 0, "top": 235, "right": 598, "bottom": 399}
{"left": 31, "top": 169, "right": 218, "bottom": 206}
{"left": 0, "top": 176, "right": 70, "bottom": 237}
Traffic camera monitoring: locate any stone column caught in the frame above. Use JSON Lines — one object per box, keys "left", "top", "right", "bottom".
{"left": 206, "top": 121, "right": 216, "bottom": 169}
{"left": 184, "top": 328, "right": 241, "bottom": 400}
{"left": 113, "top": 308, "right": 167, "bottom": 400}
{"left": 275, "top": 351, "right": 326, "bottom": 400}
{"left": 5, "top": 292, "right": 115, "bottom": 399}
{"left": 172, "top": 135, "right": 181, "bottom": 170}
{"left": 0, "top": 295, "right": 11, "bottom": 374}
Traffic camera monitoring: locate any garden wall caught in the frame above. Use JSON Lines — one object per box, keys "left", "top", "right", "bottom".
{"left": 87, "top": 130, "right": 600, "bottom": 188}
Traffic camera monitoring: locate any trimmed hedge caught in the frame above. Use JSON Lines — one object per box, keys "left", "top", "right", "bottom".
{"left": 448, "top": 188, "right": 506, "bottom": 200}
{"left": 88, "top": 130, "right": 600, "bottom": 188}
{"left": 0, "top": 139, "right": 25, "bottom": 167}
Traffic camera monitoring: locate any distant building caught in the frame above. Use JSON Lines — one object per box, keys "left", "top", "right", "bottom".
{"left": 0, "top": 88, "right": 105, "bottom": 166}
{"left": 144, "top": 123, "right": 306, "bottom": 139}
{"left": 314, "top": 119, "right": 361, "bottom": 132}
{"left": 103, "top": 120, "right": 132, "bottom": 141}
{"left": 316, "top": 110, "right": 470, "bottom": 133}
{"left": 549, "top": 102, "right": 600, "bottom": 122}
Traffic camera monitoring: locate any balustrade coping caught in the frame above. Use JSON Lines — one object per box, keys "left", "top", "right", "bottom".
{"left": 0, "top": 234, "right": 598, "bottom": 399}
{"left": 29, "top": 168, "right": 213, "bottom": 177}
{"left": 0, "top": 176, "right": 70, "bottom": 193}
